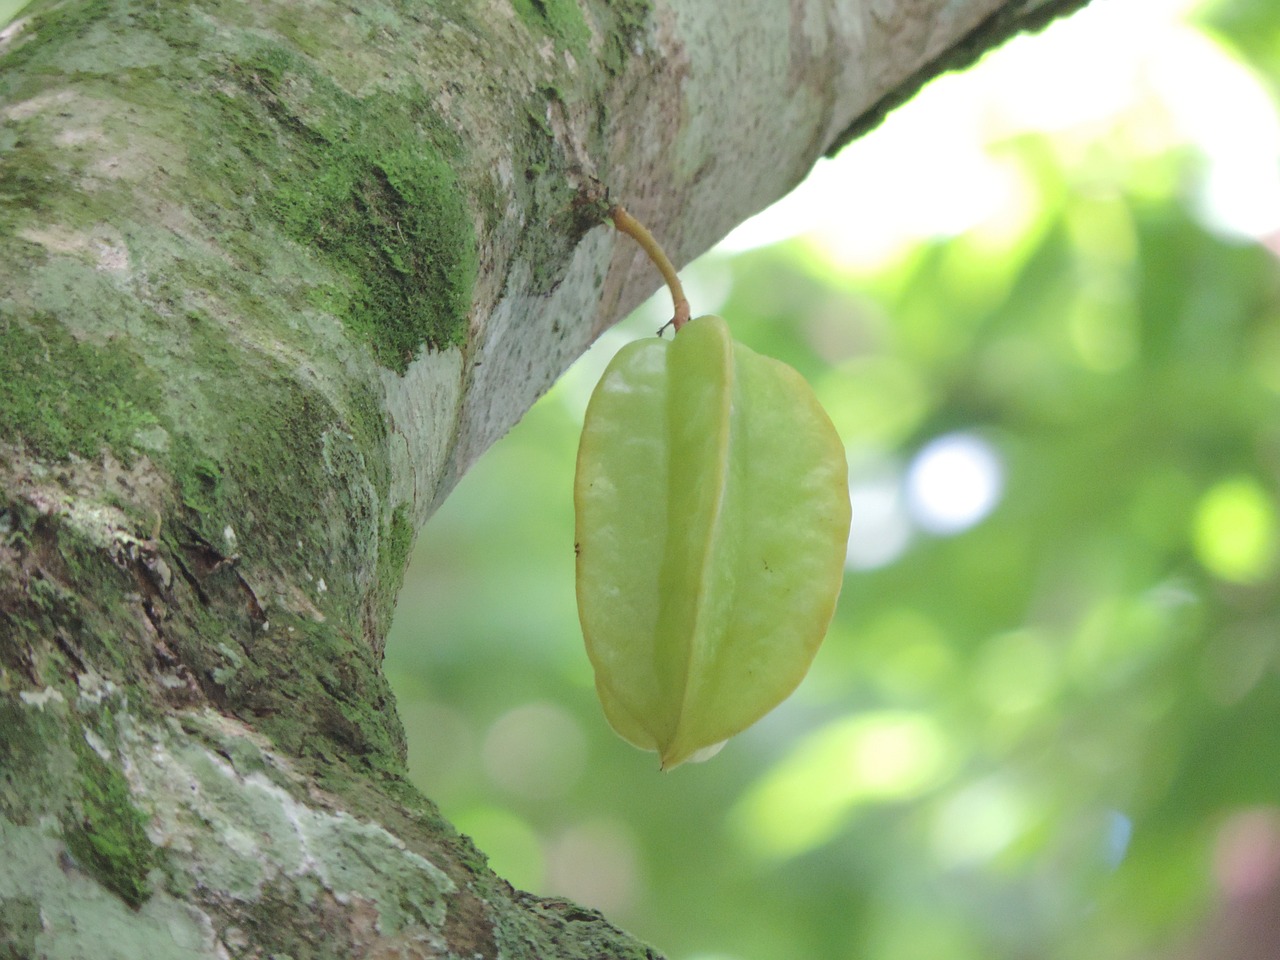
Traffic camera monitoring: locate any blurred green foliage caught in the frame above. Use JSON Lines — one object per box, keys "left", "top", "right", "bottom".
{"left": 0, "top": 0, "right": 31, "bottom": 30}
{"left": 387, "top": 5, "right": 1280, "bottom": 959}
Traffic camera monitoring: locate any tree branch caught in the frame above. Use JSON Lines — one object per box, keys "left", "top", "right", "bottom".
{"left": 0, "top": 0, "right": 1088, "bottom": 954}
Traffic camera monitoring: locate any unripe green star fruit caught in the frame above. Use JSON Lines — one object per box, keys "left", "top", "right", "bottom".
{"left": 574, "top": 315, "right": 851, "bottom": 769}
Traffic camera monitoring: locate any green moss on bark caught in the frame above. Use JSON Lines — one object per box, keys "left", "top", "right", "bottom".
{"left": 0, "top": 698, "right": 70, "bottom": 823}
{"left": 199, "top": 40, "right": 476, "bottom": 374}
{"left": 65, "top": 728, "right": 156, "bottom": 910}
{"left": 506, "top": 0, "right": 652, "bottom": 291}
{"left": 273, "top": 143, "right": 475, "bottom": 373}
{"left": 208, "top": 610, "right": 408, "bottom": 778}
{"left": 372, "top": 504, "right": 414, "bottom": 634}
{"left": 0, "top": 895, "right": 41, "bottom": 960}
{"left": 0, "top": 695, "right": 160, "bottom": 912}
{"left": 1, "top": 4, "right": 479, "bottom": 376}
{"left": 167, "top": 306, "right": 373, "bottom": 566}
{"left": 604, "top": 0, "right": 653, "bottom": 75}
{"left": 157, "top": 312, "right": 410, "bottom": 777}
{"left": 0, "top": 315, "right": 161, "bottom": 463}
{"left": 0, "top": 504, "right": 150, "bottom": 684}
{"left": 511, "top": 0, "right": 591, "bottom": 59}
{"left": 0, "top": 137, "right": 69, "bottom": 238}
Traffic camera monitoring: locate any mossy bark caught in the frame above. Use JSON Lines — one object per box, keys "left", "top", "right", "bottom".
{"left": 0, "top": 0, "right": 1086, "bottom": 955}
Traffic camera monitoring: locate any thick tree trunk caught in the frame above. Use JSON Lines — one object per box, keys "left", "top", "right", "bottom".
{"left": 0, "top": 0, "right": 1083, "bottom": 955}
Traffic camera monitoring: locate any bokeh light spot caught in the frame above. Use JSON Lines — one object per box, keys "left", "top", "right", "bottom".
{"left": 482, "top": 701, "right": 587, "bottom": 800}
{"left": 1192, "top": 477, "right": 1278, "bottom": 583}
{"left": 906, "top": 433, "right": 1004, "bottom": 535}
{"left": 973, "top": 629, "right": 1058, "bottom": 718}
{"left": 1105, "top": 809, "right": 1134, "bottom": 869}
{"left": 544, "top": 819, "right": 641, "bottom": 918}
{"left": 846, "top": 459, "right": 912, "bottom": 570}
{"left": 1213, "top": 808, "right": 1280, "bottom": 900}
{"left": 733, "top": 711, "right": 954, "bottom": 860}
{"left": 932, "top": 777, "right": 1030, "bottom": 868}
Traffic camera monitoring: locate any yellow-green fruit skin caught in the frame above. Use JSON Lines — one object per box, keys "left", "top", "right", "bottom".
{"left": 574, "top": 315, "right": 851, "bottom": 769}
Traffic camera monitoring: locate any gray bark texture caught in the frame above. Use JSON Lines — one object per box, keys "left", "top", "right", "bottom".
{"left": 0, "top": 0, "right": 1084, "bottom": 956}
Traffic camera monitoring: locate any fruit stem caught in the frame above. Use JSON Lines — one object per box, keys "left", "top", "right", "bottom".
{"left": 610, "top": 205, "right": 691, "bottom": 334}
